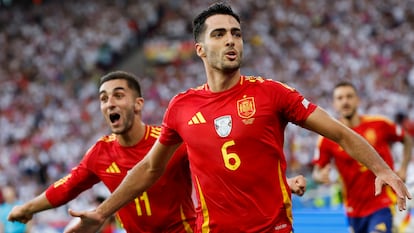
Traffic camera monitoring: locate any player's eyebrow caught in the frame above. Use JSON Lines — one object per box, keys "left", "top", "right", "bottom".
{"left": 99, "top": 86, "right": 126, "bottom": 95}
{"left": 210, "top": 27, "right": 241, "bottom": 35}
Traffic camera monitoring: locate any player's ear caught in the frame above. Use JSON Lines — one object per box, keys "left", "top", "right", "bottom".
{"left": 134, "top": 97, "right": 144, "bottom": 113}
{"left": 195, "top": 43, "right": 206, "bottom": 57}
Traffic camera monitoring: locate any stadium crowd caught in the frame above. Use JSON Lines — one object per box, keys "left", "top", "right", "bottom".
{"left": 0, "top": 0, "right": 414, "bottom": 232}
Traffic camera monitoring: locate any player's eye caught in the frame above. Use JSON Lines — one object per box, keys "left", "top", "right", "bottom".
{"left": 100, "top": 95, "right": 108, "bottom": 103}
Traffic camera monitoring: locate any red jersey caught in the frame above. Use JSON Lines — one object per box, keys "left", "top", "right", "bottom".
{"left": 159, "top": 76, "right": 317, "bottom": 233}
{"left": 46, "top": 125, "right": 195, "bottom": 233}
{"left": 313, "top": 115, "right": 405, "bottom": 217}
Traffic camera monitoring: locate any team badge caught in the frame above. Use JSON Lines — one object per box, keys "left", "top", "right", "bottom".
{"left": 214, "top": 115, "right": 232, "bottom": 137}
{"left": 364, "top": 129, "right": 377, "bottom": 145}
{"left": 237, "top": 96, "right": 256, "bottom": 118}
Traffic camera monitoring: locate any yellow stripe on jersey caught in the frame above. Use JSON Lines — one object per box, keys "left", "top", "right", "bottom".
{"left": 361, "top": 115, "right": 393, "bottom": 124}
{"left": 278, "top": 160, "right": 293, "bottom": 224}
{"left": 149, "top": 125, "right": 161, "bottom": 139}
{"left": 180, "top": 205, "right": 194, "bottom": 233}
{"left": 195, "top": 176, "right": 210, "bottom": 233}
{"left": 385, "top": 185, "right": 397, "bottom": 205}
{"left": 99, "top": 134, "right": 117, "bottom": 143}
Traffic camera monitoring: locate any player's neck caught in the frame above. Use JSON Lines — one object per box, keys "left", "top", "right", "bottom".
{"left": 205, "top": 69, "right": 240, "bottom": 92}
{"left": 340, "top": 114, "right": 360, "bottom": 128}
{"left": 117, "top": 121, "right": 146, "bottom": 147}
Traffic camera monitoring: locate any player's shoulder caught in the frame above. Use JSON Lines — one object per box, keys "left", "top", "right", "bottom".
{"left": 242, "top": 75, "right": 297, "bottom": 91}
{"left": 361, "top": 115, "right": 394, "bottom": 125}
{"left": 81, "top": 134, "right": 116, "bottom": 156}
{"left": 88, "top": 134, "right": 116, "bottom": 151}
{"left": 169, "top": 83, "right": 206, "bottom": 104}
{"left": 97, "top": 134, "right": 117, "bottom": 144}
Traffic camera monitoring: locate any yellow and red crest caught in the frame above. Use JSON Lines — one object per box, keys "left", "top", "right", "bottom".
{"left": 237, "top": 96, "right": 256, "bottom": 119}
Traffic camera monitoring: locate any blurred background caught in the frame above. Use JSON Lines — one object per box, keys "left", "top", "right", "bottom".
{"left": 0, "top": 0, "right": 414, "bottom": 232}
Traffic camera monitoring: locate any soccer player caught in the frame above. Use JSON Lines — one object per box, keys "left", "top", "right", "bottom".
{"left": 63, "top": 3, "right": 411, "bottom": 233}
{"left": 7, "top": 71, "right": 196, "bottom": 233}
{"left": 312, "top": 81, "right": 413, "bottom": 233}
{"left": 7, "top": 70, "right": 306, "bottom": 233}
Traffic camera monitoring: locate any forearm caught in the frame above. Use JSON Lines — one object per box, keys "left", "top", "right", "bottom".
{"left": 339, "top": 130, "right": 391, "bottom": 175}
{"left": 96, "top": 160, "right": 163, "bottom": 218}
{"left": 24, "top": 192, "right": 54, "bottom": 214}
{"left": 95, "top": 141, "right": 179, "bottom": 219}
{"left": 304, "top": 108, "right": 392, "bottom": 176}
{"left": 8, "top": 192, "right": 54, "bottom": 223}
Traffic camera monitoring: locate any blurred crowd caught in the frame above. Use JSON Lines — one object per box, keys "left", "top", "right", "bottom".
{"left": 1, "top": 0, "right": 414, "bottom": 231}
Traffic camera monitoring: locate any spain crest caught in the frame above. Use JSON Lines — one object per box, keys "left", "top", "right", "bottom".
{"left": 237, "top": 96, "right": 256, "bottom": 119}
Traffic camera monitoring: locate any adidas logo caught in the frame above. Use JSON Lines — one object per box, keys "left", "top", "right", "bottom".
{"left": 188, "top": 112, "right": 206, "bottom": 125}
{"left": 106, "top": 162, "right": 121, "bottom": 173}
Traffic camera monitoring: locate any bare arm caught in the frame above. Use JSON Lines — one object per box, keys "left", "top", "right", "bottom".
{"left": 8, "top": 192, "right": 53, "bottom": 224}
{"left": 396, "top": 134, "right": 413, "bottom": 181}
{"left": 303, "top": 107, "right": 411, "bottom": 210}
{"left": 64, "top": 141, "right": 180, "bottom": 233}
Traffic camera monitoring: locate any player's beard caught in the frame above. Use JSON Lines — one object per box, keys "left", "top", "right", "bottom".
{"left": 343, "top": 107, "right": 357, "bottom": 120}
{"left": 207, "top": 48, "right": 242, "bottom": 73}
{"left": 222, "top": 60, "right": 241, "bottom": 73}
{"left": 222, "top": 51, "right": 242, "bottom": 73}
{"left": 112, "top": 110, "right": 135, "bottom": 135}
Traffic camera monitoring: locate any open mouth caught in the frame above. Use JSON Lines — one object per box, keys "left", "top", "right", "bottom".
{"left": 109, "top": 113, "right": 120, "bottom": 123}
{"left": 225, "top": 51, "right": 237, "bottom": 60}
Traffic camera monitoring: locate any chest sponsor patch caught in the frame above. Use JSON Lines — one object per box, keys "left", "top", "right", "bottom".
{"left": 214, "top": 115, "right": 232, "bottom": 137}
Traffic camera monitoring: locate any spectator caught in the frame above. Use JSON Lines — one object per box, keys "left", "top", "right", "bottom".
{"left": 0, "top": 185, "right": 31, "bottom": 233}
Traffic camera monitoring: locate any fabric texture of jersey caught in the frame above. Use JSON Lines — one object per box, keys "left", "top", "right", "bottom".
{"left": 46, "top": 125, "right": 195, "bottom": 233}
{"left": 159, "top": 76, "right": 317, "bottom": 233}
{"left": 313, "top": 115, "right": 405, "bottom": 217}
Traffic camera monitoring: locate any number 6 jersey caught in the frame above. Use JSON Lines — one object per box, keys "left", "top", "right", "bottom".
{"left": 160, "top": 76, "right": 317, "bottom": 233}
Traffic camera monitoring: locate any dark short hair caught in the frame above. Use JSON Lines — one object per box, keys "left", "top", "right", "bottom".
{"left": 192, "top": 1, "right": 241, "bottom": 42}
{"left": 333, "top": 81, "right": 357, "bottom": 95}
{"left": 99, "top": 70, "right": 142, "bottom": 97}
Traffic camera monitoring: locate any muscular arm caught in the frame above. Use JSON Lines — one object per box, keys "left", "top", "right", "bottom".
{"left": 303, "top": 107, "right": 411, "bottom": 209}
{"left": 8, "top": 192, "right": 53, "bottom": 224}
{"left": 65, "top": 141, "right": 180, "bottom": 233}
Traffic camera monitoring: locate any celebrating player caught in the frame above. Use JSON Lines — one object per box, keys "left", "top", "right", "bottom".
{"left": 64, "top": 3, "right": 411, "bottom": 233}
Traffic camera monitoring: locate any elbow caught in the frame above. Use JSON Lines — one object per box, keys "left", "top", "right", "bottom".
{"left": 140, "top": 161, "right": 166, "bottom": 185}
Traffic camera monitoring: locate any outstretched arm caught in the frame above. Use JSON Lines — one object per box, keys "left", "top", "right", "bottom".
{"left": 303, "top": 107, "right": 411, "bottom": 210}
{"left": 8, "top": 192, "right": 53, "bottom": 224}
{"left": 64, "top": 141, "right": 180, "bottom": 233}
